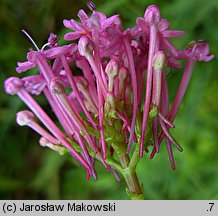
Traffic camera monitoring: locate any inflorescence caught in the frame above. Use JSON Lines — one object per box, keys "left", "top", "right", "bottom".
{"left": 4, "top": 3, "right": 214, "bottom": 182}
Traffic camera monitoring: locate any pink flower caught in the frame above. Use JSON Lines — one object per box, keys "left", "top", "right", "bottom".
{"left": 4, "top": 3, "right": 214, "bottom": 182}
{"left": 63, "top": 9, "right": 119, "bottom": 41}
{"left": 150, "top": 40, "right": 214, "bottom": 166}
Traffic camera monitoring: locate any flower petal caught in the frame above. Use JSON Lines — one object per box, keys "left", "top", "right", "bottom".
{"left": 102, "top": 15, "right": 119, "bottom": 29}
{"left": 77, "top": 9, "right": 89, "bottom": 23}
{"left": 136, "top": 17, "right": 149, "bottom": 32}
{"left": 43, "top": 44, "right": 77, "bottom": 58}
{"left": 16, "top": 61, "right": 36, "bottom": 73}
{"left": 187, "top": 40, "right": 215, "bottom": 62}
{"left": 63, "top": 19, "right": 84, "bottom": 31}
{"left": 158, "top": 18, "right": 170, "bottom": 31}
{"left": 166, "top": 54, "right": 182, "bottom": 69}
{"left": 94, "top": 12, "right": 106, "bottom": 22}
{"left": 199, "top": 54, "right": 215, "bottom": 62}
{"left": 103, "top": 40, "right": 122, "bottom": 57}
{"left": 194, "top": 40, "right": 214, "bottom": 61}
{"left": 23, "top": 75, "right": 46, "bottom": 95}
{"left": 64, "top": 32, "right": 83, "bottom": 41}
{"left": 162, "top": 30, "right": 186, "bottom": 38}
{"left": 86, "top": 13, "right": 101, "bottom": 30}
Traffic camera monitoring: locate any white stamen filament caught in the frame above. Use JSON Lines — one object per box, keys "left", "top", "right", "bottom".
{"left": 22, "top": 29, "right": 40, "bottom": 51}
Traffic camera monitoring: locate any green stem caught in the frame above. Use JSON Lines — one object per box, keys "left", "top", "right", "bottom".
{"left": 118, "top": 154, "right": 144, "bottom": 200}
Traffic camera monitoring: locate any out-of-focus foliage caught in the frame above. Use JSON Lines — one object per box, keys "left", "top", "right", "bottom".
{"left": 0, "top": 0, "right": 217, "bottom": 199}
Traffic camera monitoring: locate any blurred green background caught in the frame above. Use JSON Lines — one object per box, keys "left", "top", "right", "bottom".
{"left": 0, "top": 0, "right": 217, "bottom": 200}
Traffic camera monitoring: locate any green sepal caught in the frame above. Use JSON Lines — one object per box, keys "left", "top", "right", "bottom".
{"left": 149, "top": 107, "right": 158, "bottom": 120}
{"left": 50, "top": 144, "right": 70, "bottom": 155}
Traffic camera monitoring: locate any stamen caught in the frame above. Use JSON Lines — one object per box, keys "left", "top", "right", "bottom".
{"left": 41, "top": 43, "right": 51, "bottom": 51}
{"left": 158, "top": 112, "right": 175, "bottom": 128}
{"left": 165, "top": 138, "right": 176, "bottom": 169}
{"left": 41, "top": 33, "right": 60, "bottom": 51}
{"left": 87, "top": 1, "right": 96, "bottom": 12}
{"left": 21, "top": 29, "right": 40, "bottom": 51}
{"left": 152, "top": 118, "right": 159, "bottom": 152}
{"left": 159, "top": 119, "right": 183, "bottom": 152}
{"left": 48, "top": 33, "right": 60, "bottom": 46}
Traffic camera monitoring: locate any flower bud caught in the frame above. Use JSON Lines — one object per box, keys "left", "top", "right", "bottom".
{"left": 117, "top": 67, "right": 128, "bottom": 98}
{"left": 39, "top": 137, "right": 69, "bottom": 155}
{"left": 152, "top": 51, "right": 166, "bottom": 70}
{"left": 50, "top": 77, "right": 66, "bottom": 95}
{"left": 106, "top": 92, "right": 115, "bottom": 108}
{"left": 106, "top": 60, "right": 118, "bottom": 92}
{"left": 76, "top": 76, "right": 88, "bottom": 91}
{"left": 16, "top": 110, "right": 35, "bottom": 126}
{"left": 144, "top": 5, "right": 161, "bottom": 26}
{"left": 78, "top": 37, "right": 94, "bottom": 57}
{"left": 84, "top": 99, "right": 95, "bottom": 113}
{"left": 39, "top": 137, "right": 48, "bottom": 147}
{"left": 152, "top": 51, "right": 166, "bottom": 107}
{"left": 118, "top": 67, "right": 128, "bottom": 82}
{"left": 105, "top": 60, "right": 118, "bottom": 79}
{"left": 4, "top": 77, "right": 24, "bottom": 95}
{"left": 104, "top": 92, "right": 116, "bottom": 117}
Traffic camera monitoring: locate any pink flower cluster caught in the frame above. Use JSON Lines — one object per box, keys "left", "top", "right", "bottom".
{"left": 4, "top": 3, "right": 214, "bottom": 179}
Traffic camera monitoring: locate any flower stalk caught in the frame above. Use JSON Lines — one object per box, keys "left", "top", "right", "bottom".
{"left": 118, "top": 154, "right": 144, "bottom": 200}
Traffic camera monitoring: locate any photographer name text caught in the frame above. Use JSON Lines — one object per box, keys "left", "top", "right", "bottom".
{"left": 4, "top": 202, "right": 116, "bottom": 213}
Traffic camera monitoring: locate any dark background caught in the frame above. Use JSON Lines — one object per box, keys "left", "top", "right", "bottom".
{"left": 0, "top": 0, "right": 217, "bottom": 199}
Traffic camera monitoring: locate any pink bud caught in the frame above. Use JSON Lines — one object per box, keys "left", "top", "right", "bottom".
{"left": 117, "top": 67, "right": 128, "bottom": 99}
{"left": 118, "top": 67, "right": 128, "bottom": 81}
{"left": 16, "top": 110, "right": 35, "bottom": 126}
{"left": 39, "top": 137, "right": 64, "bottom": 155}
{"left": 50, "top": 77, "right": 66, "bottom": 94}
{"left": 144, "top": 5, "right": 161, "bottom": 25}
{"left": 105, "top": 59, "right": 118, "bottom": 78}
{"left": 39, "top": 137, "right": 48, "bottom": 147}
{"left": 104, "top": 92, "right": 115, "bottom": 115}
{"left": 152, "top": 51, "right": 166, "bottom": 69}
{"left": 105, "top": 92, "right": 115, "bottom": 107}
{"left": 78, "top": 37, "right": 94, "bottom": 57}
{"left": 106, "top": 60, "right": 118, "bottom": 92}
{"left": 4, "top": 77, "right": 23, "bottom": 95}
{"left": 152, "top": 51, "right": 166, "bottom": 107}
{"left": 76, "top": 76, "right": 88, "bottom": 91}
